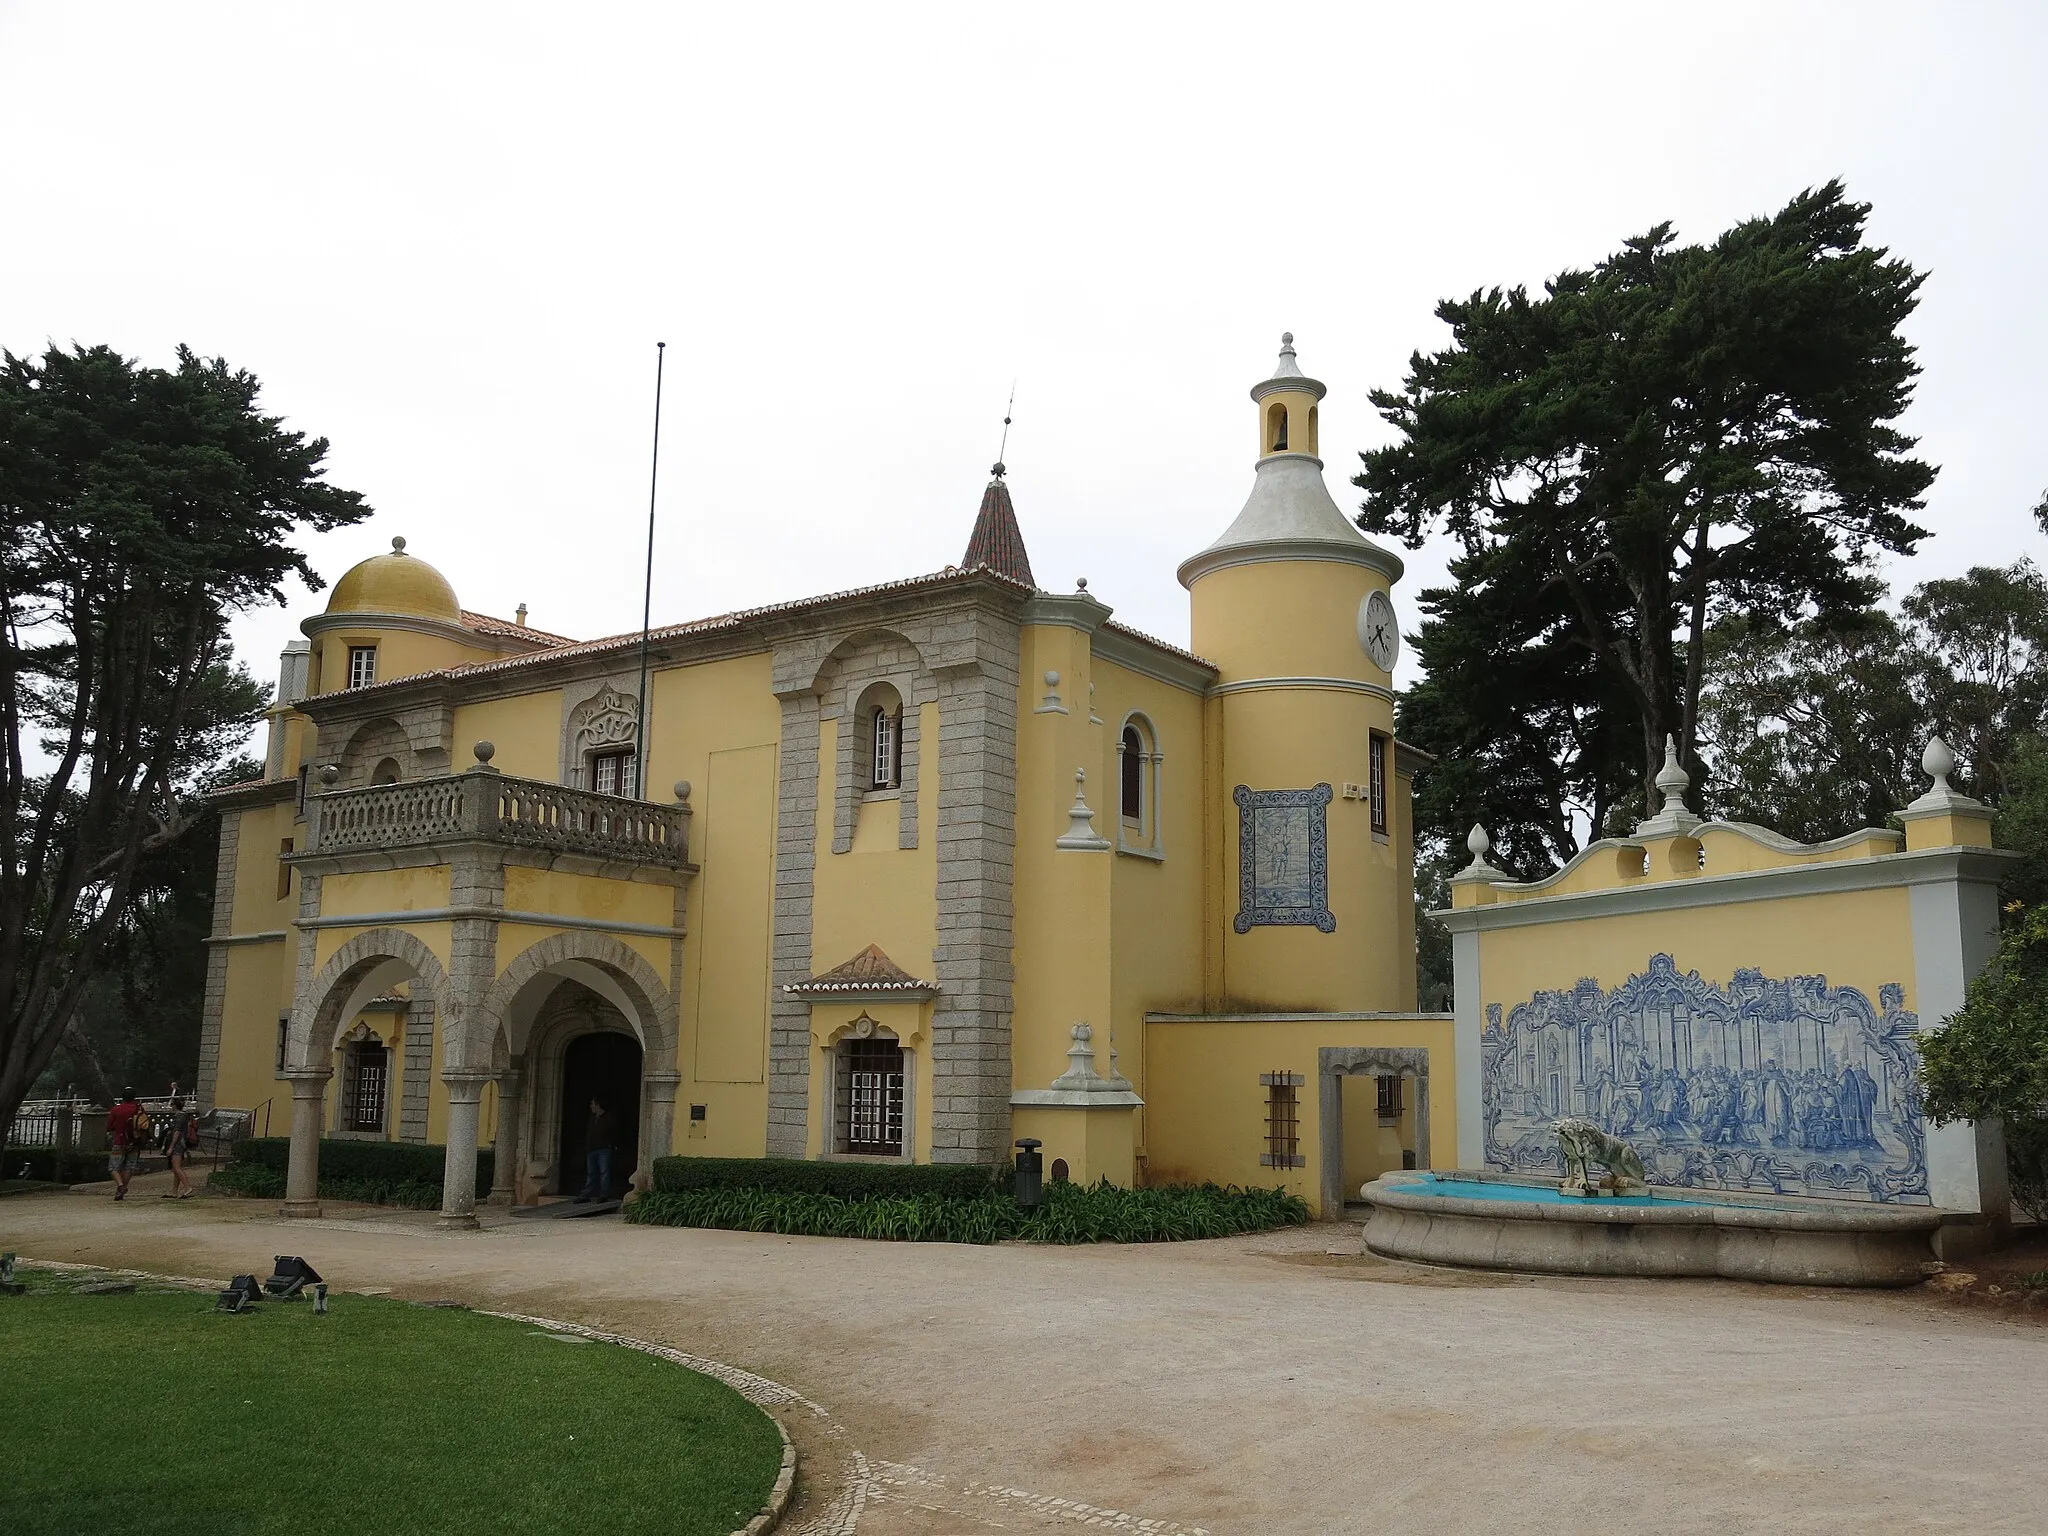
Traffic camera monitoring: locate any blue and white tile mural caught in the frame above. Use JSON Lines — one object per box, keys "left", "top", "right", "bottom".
{"left": 1482, "top": 954, "right": 1929, "bottom": 1203}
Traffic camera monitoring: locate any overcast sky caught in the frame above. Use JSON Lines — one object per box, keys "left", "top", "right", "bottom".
{"left": 4, "top": 2, "right": 2044, "bottom": 724}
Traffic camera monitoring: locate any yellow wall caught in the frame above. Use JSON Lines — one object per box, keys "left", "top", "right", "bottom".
{"left": 693, "top": 743, "right": 777, "bottom": 1090}
{"left": 311, "top": 626, "right": 492, "bottom": 696}
{"left": 316, "top": 865, "right": 451, "bottom": 922}
{"left": 1144, "top": 1014, "right": 1456, "bottom": 1215}
{"left": 455, "top": 692, "right": 565, "bottom": 780}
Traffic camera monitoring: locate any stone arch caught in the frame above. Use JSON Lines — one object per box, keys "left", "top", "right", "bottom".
{"left": 481, "top": 929, "right": 677, "bottom": 1071}
{"left": 288, "top": 926, "right": 450, "bottom": 1072}
{"left": 817, "top": 628, "right": 931, "bottom": 854}
{"left": 339, "top": 717, "right": 411, "bottom": 787}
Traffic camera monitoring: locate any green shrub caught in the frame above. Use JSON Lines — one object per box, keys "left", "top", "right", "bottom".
{"left": 232, "top": 1137, "right": 492, "bottom": 1196}
{"left": 650, "top": 1155, "right": 1002, "bottom": 1201}
{"left": 2006, "top": 1113, "right": 2048, "bottom": 1224}
{"left": 4, "top": 1146, "right": 111, "bottom": 1184}
{"left": 625, "top": 1177, "right": 1310, "bottom": 1245}
{"left": 209, "top": 1160, "right": 451, "bottom": 1209}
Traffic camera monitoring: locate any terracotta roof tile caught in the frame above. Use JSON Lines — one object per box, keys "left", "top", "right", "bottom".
{"left": 461, "top": 610, "right": 577, "bottom": 646}
{"left": 962, "top": 476, "right": 1035, "bottom": 588}
{"left": 786, "top": 943, "right": 936, "bottom": 995}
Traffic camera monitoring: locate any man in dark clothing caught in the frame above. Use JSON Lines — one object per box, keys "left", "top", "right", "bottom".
{"left": 577, "top": 1098, "right": 616, "bottom": 1202}
{"left": 105, "top": 1088, "right": 145, "bottom": 1201}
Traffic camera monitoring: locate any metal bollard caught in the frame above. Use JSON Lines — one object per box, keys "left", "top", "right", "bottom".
{"left": 312, "top": 1282, "right": 328, "bottom": 1315}
{"left": 1013, "top": 1138, "right": 1044, "bottom": 1208}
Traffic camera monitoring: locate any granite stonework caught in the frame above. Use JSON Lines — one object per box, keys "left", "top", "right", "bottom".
{"left": 1483, "top": 953, "right": 1929, "bottom": 1204}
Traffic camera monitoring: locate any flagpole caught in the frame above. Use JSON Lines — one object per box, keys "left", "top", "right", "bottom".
{"left": 633, "top": 341, "right": 666, "bottom": 800}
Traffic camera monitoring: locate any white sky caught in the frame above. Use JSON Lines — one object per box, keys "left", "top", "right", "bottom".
{"left": 4, "top": 2, "right": 2044, "bottom": 737}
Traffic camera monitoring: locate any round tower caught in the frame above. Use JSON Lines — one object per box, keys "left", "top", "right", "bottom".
{"left": 1178, "top": 335, "right": 1408, "bottom": 1012}
{"left": 304, "top": 536, "right": 472, "bottom": 695}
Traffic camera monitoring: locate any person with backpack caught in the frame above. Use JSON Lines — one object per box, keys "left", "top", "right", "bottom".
{"left": 162, "top": 1094, "right": 198, "bottom": 1199}
{"left": 105, "top": 1088, "right": 148, "bottom": 1201}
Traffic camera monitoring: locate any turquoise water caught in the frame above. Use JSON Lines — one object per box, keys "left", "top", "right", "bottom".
{"left": 1407, "top": 1175, "right": 1704, "bottom": 1209}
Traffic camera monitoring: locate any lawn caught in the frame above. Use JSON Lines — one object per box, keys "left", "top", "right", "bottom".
{"left": 0, "top": 1267, "right": 783, "bottom": 1536}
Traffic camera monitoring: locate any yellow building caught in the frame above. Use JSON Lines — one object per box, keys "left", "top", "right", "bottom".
{"left": 199, "top": 337, "right": 1450, "bottom": 1225}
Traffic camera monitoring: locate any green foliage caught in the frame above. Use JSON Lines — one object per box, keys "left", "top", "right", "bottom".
{"left": 2, "top": 1145, "right": 109, "bottom": 1183}
{"left": 0, "top": 1274, "right": 782, "bottom": 1535}
{"left": 230, "top": 1136, "right": 492, "bottom": 1195}
{"left": 626, "top": 1178, "right": 1311, "bottom": 1245}
{"left": 1361, "top": 182, "right": 1935, "bottom": 868}
{"left": 1919, "top": 904, "right": 2048, "bottom": 1222}
{"left": 650, "top": 1154, "right": 1002, "bottom": 1200}
{"left": 1, "top": 342, "right": 370, "bottom": 1148}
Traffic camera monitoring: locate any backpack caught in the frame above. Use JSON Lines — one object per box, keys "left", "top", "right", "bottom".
{"left": 129, "top": 1107, "right": 152, "bottom": 1147}
{"left": 183, "top": 1114, "right": 200, "bottom": 1148}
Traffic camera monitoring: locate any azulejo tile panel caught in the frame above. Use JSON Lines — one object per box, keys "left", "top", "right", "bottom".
{"left": 1482, "top": 954, "right": 1928, "bottom": 1204}
{"left": 1233, "top": 784, "right": 1334, "bottom": 933}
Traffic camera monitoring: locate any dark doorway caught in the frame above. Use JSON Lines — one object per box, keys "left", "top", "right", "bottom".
{"left": 558, "top": 1031, "right": 642, "bottom": 1196}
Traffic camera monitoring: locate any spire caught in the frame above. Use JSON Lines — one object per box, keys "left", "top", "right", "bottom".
{"left": 962, "top": 470, "right": 1036, "bottom": 588}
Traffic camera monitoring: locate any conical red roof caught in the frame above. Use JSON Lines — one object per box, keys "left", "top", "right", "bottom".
{"left": 962, "top": 474, "right": 1035, "bottom": 588}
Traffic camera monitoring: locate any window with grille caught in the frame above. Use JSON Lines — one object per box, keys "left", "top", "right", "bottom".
{"left": 1260, "top": 1071, "right": 1305, "bottom": 1168}
{"left": 837, "top": 1038, "right": 905, "bottom": 1156}
{"left": 870, "top": 706, "right": 901, "bottom": 790}
{"left": 1376, "top": 1073, "right": 1404, "bottom": 1125}
{"left": 591, "top": 748, "right": 636, "bottom": 798}
{"left": 1369, "top": 730, "right": 1389, "bottom": 835}
{"left": 345, "top": 1041, "right": 388, "bottom": 1133}
{"left": 347, "top": 645, "right": 378, "bottom": 689}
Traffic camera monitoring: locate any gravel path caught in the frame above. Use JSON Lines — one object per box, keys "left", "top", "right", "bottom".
{"left": 6, "top": 1177, "right": 2042, "bottom": 1534}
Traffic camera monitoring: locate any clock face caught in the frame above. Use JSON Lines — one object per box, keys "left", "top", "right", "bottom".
{"left": 1358, "top": 590, "right": 1399, "bottom": 671}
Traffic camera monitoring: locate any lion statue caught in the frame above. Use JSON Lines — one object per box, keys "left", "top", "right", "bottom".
{"left": 1554, "top": 1118, "right": 1652, "bottom": 1197}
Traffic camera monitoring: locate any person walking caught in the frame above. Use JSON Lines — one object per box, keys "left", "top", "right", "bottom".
{"left": 105, "top": 1088, "right": 147, "bottom": 1201}
{"left": 162, "top": 1094, "right": 197, "bottom": 1199}
{"left": 577, "top": 1097, "right": 616, "bottom": 1203}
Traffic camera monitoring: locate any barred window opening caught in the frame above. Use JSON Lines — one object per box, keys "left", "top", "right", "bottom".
{"left": 837, "top": 1037, "right": 905, "bottom": 1156}
{"left": 1260, "top": 1070, "right": 1305, "bottom": 1168}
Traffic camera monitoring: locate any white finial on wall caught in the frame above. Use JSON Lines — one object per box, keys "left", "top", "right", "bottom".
{"left": 1453, "top": 822, "right": 1506, "bottom": 885}
{"left": 1905, "top": 734, "right": 1987, "bottom": 816}
{"left": 1055, "top": 768, "right": 1112, "bottom": 851}
{"left": 1634, "top": 735, "right": 1704, "bottom": 839}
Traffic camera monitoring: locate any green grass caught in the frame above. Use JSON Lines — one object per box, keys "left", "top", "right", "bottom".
{"left": 0, "top": 1268, "right": 782, "bottom": 1536}
{"left": 625, "top": 1177, "right": 1312, "bottom": 1244}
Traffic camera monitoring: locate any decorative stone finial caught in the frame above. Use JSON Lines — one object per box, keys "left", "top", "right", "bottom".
{"left": 1055, "top": 767, "right": 1112, "bottom": 851}
{"left": 319, "top": 763, "right": 340, "bottom": 787}
{"left": 391, "top": 536, "right": 407, "bottom": 554}
{"left": 1654, "top": 735, "right": 1689, "bottom": 811}
{"left": 1281, "top": 330, "right": 1294, "bottom": 349}
{"left": 673, "top": 780, "right": 692, "bottom": 804}
{"left": 1467, "top": 824, "right": 1491, "bottom": 863}
{"left": 991, "top": 461, "right": 1006, "bottom": 479}
{"left": 1453, "top": 822, "right": 1505, "bottom": 884}
{"left": 1923, "top": 736, "right": 1957, "bottom": 792}
{"left": 473, "top": 740, "right": 495, "bottom": 765}
{"left": 1049, "top": 1021, "right": 1105, "bottom": 1090}
{"left": 1036, "top": 670, "right": 1066, "bottom": 714}
{"left": 1076, "top": 576, "right": 1088, "bottom": 591}
{"left": 1045, "top": 670, "right": 1060, "bottom": 687}
{"left": 1633, "top": 735, "right": 1703, "bottom": 838}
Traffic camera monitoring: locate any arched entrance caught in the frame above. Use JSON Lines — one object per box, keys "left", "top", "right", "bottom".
{"left": 558, "top": 1031, "right": 642, "bottom": 1197}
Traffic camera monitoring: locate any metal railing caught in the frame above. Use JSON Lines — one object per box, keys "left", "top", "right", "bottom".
{"left": 9, "top": 1097, "right": 268, "bottom": 1167}
{"left": 309, "top": 767, "right": 691, "bottom": 868}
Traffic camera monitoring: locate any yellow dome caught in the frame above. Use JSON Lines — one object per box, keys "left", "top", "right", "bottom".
{"left": 325, "top": 537, "right": 461, "bottom": 623}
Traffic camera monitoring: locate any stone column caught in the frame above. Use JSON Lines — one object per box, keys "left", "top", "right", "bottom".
{"left": 640, "top": 1070, "right": 682, "bottom": 1194}
{"left": 281, "top": 1070, "right": 332, "bottom": 1217}
{"left": 489, "top": 1061, "right": 523, "bottom": 1206}
{"left": 439, "top": 1074, "right": 489, "bottom": 1230}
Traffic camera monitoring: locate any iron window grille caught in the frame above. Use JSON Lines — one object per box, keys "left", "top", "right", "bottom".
{"left": 1260, "top": 1070, "right": 1306, "bottom": 1168}
{"left": 343, "top": 1042, "right": 388, "bottom": 1133}
{"left": 838, "top": 1038, "right": 905, "bottom": 1156}
{"left": 347, "top": 645, "right": 378, "bottom": 689}
{"left": 1368, "top": 730, "right": 1390, "bottom": 836}
{"left": 1376, "top": 1073, "right": 1404, "bottom": 1125}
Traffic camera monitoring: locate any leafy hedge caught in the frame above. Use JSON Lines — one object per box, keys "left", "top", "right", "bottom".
{"left": 650, "top": 1155, "right": 1002, "bottom": 1201}
{"left": 626, "top": 1178, "right": 1310, "bottom": 1245}
{"left": 3, "top": 1146, "right": 110, "bottom": 1185}
{"left": 231, "top": 1137, "right": 492, "bottom": 1195}
{"left": 208, "top": 1161, "right": 454, "bottom": 1209}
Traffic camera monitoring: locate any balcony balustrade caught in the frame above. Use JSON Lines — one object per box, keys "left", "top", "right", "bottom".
{"left": 309, "top": 766, "right": 691, "bottom": 869}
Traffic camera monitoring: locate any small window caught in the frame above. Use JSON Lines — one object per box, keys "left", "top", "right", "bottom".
{"left": 343, "top": 1039, "right": 388, "bottom": 1133}
{"left": 1376, "top": 1074, "right": 1404, "bottom": 1125}
{"left": 1369, "top": 730, "right": 1390, "bottom": 836}
{"left": 275, "top": 1014, "right": 290, "bottom": 1074}
{"left": 347, "top": 645, "right": 378, "bottom": 689}
{"left": 371, "top": 757, "right": 400, "bottom": 785}
{"left": 1121, "top": 725, "right": 1143, "bottom": 821}
{"left": 837, "top": 1037, "right": 905, "bottom": 1156}
{"left": 1115, "top": 714, "right": 1161, "bottom": 857}
{"left": 295, "top": 765, "right": 309, "bottom": 817}
{"left": 1259, "top": 1070, "right": 1305, "bottom": 1168}
{"left": 592, "top": 748, "right": 636, "bottom": 798}
{"left": 870, "top": 705, "right": 901, "bottom": 791}
{"left": 1267, "top": 400, "right": 1289, "bottom": 453}
{"left": 276, "top": 838, "right": 294, "bottom": 900}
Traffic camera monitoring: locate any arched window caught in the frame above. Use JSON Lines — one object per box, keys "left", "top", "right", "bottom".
{"left": 1115, "top": 713, "right": 1163, "bottom": 859}
{"left": 863, "top": 684, "right": 903, "bottom": 791}
{"left": 371, "top": 757, "right": 401, "bottom": 785}
{"left": 1266, "top": 401, "right": 1289, "bottom": 453}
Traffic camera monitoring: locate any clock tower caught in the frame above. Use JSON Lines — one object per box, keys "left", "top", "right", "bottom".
{"left": 1179, "top": 335, "right": 1414, "bottom": 1012}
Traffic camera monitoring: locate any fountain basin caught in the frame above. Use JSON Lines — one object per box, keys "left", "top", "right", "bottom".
{"left": 1360, "top": 1171, "right": 1945, "bottom": 1287}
